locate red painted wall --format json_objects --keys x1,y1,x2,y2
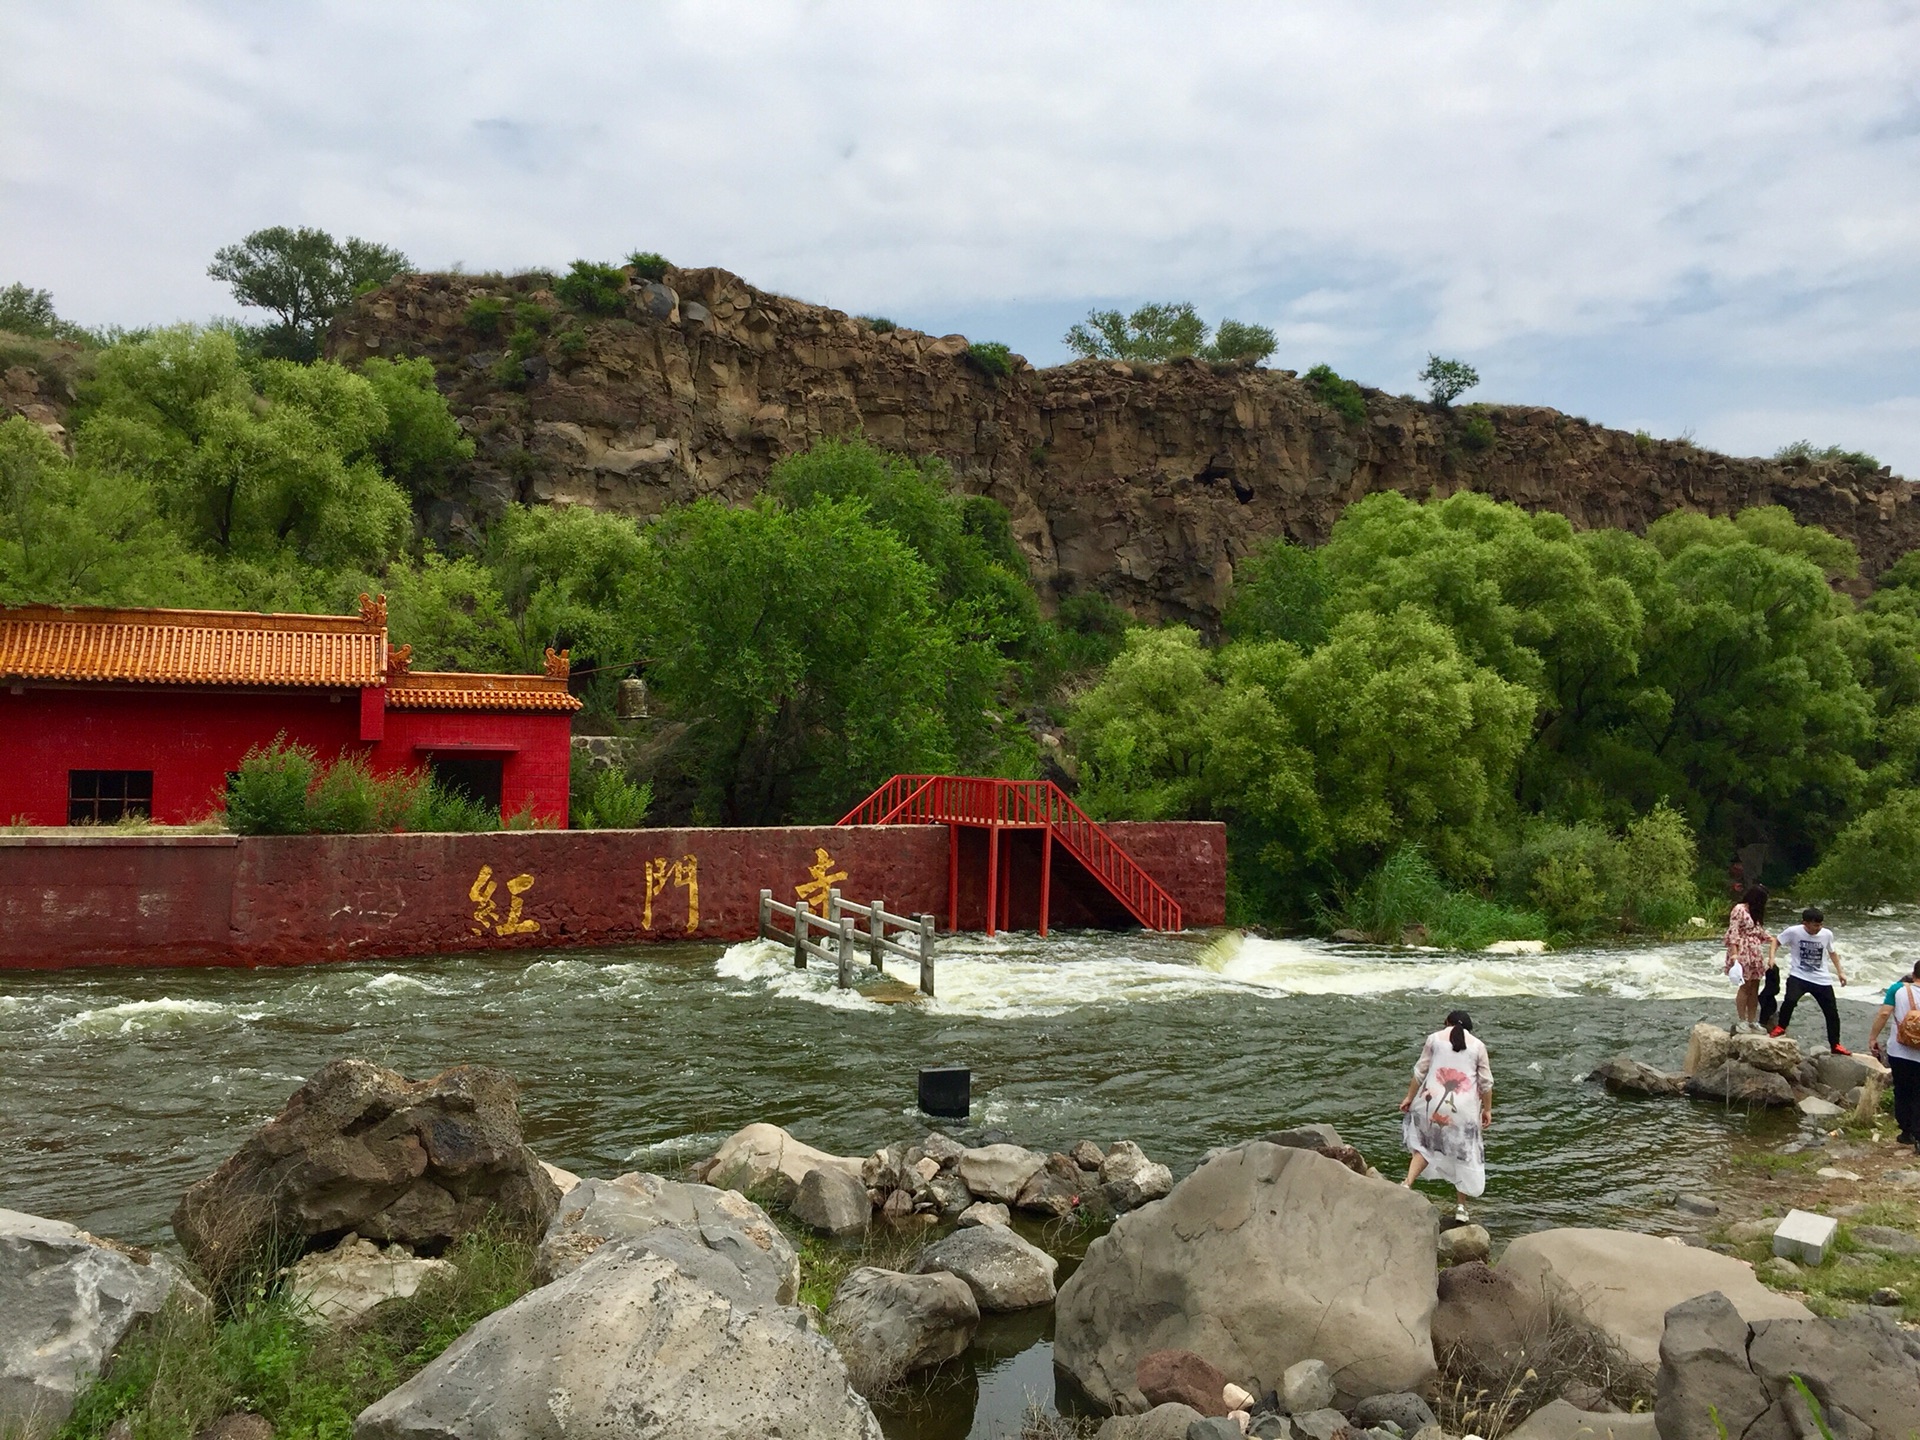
[
  {"x1": 0, "y1": 687, "x2": 571, "y2": 828},
  {"x1": 0, "y1": 821, "x2": 1227, "y2": 969}
]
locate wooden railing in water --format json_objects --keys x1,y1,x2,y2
[
  {"x1": 837, "y1": 775, "x2": 1182, "y2": 936},
  {"x1": 758, "y1": 886, "x2": 937, "y2": 995}
]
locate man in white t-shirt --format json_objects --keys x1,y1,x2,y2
[{"x1": 1769, "y1": 906, "x2": 1850, "y2": 1054}]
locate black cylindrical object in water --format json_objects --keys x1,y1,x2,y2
[{"x1": 918, "y1": 1066, "x2": 970, "y2": 1119}]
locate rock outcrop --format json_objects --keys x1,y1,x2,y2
[
  {"x1": 353, "y1": 1242, "x2": 881, "y2": 1440},
  {"x1": 173, "y1": 1060, "x2": 558, "y2": 1292},
  {"x1": 0, "y1": 1209, "x2": 192, "y2": 1439},
  {"x1": 315, "y1": 265, "x2": 1920, "y2": 630},
  {"x1": 1498, "y1": 1228, "x2": 1811, "y2": 1368},
  {"x1": 1054, "y1": 1142, "x2": 1437, "y2": 1410}
]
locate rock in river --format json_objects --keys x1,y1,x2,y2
[
  {"x1": 0, "y1": 1208, "x2": 193, "y2": 1439},
  {"x1": 354, "y1": 1241, "x2": 881, "y2": 1440},
  {"x1": 956, "y1": 1143, "x2": 1046, "y2": 1204},
  {"x1": 1099, "y1": 1140, "x2": 1173, "y2": 1210},
  {"x1": 536, "y1": 1173, "x2": 798, "y2": 1302},
  {"x1": 1586, "y1": 1056, "x2": 1686, "y2": 1098},
  {"x1": 792, "y1": 1166, "x2": 872, "y2": 1238},
  {"x1": 827, "y1": 1266, "x2": 978, "y2": 1396},
  {"x1": 911, "y1": 1224, "x2": 1058, "y2": 1311},
  {"x1": 173, "y1": 1059, "x2": 558, "y2": 1293},
  {"x1": 1055, "y1": 1142, "x2": 1437, "y2": 1410},
  {"x1": 1683, "y1": 1059, "x2": 1795, "y2": 1108},
  {"x1": 702, "y1": 1122, "x2": 863, "y2": 1197}
]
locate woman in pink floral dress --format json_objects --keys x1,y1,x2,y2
[
  {"x1": 1401, "y1": 1009, "x2": 1493, "y2": 1221},
  {"x1": 1724, "y1": 884, "x2": 1776, "y2": 1031}
]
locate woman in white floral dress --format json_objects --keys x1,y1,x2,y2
[{"x1": 1400, "y1": 1008, "x2": 1493, "y2": 1221}]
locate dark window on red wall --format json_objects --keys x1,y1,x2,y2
[
  {"x1": 69, "y1": 770, "x2": 154, "y2": 825},
  {"x1": 428, "y1": 758, "x2": 503, "y2": 815}
]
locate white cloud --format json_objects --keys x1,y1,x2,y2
[{"x1": 3, "y1": 1, "x2": 1919, "y2": 466}]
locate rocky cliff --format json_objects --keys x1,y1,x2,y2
[{"x1": 234, "y1": 268, "x2": 1920, "y2": 620}]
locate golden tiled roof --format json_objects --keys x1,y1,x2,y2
[
  {"x1": 0, "y1": 604, "x2": 385, "y2": 688},
  {"x1": 385, "y1": 670, "x2": 583, "y2": 713}
]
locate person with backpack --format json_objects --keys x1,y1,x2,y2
[
  {"x1": 1769, "y1": 906, "x2": 1851, "y2": 1054},
  {"x1": 1399, "y1": 1008, "x2": 1493, "y2": 1223},
  {"x1": 1868, "y1": 961, "x2": 1920, "y2": 1153}
]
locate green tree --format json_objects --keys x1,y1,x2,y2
[
  {"x1": 1063, "y1": 303, "x2": 1274, "y2": 364},
  {"x1": 555, "y1": 261, "x2": 628, "y2": 316},
  {"x1": 1205, "y1": 319, "x2": 1278, "y2": 363},
  {"x1": 208, "y1": 227, "x2": 410, "y2": 361},
  {"x1": 358, "y1": 356, "x2": 475, "y2": 499},
  {"x1": 1225, "y1": 537, "x2": 1330, "y2": 649},
  {"x1": 1419, "y1": 354, "x2": 1479, "y2": 406},
  {"x1": 0, "y1": 283, "x2": 88, "y2": 341}
]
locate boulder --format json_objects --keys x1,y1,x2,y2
[
  {"x1": 172, "y1": 1059, "x2": 559, "y2": 1291},
  {"x1": 927, "y1": 1173, "x2": 972, "y2": 1218},
  {"x1": 1100, "y1": 1140, "x2": 1174, "y2": 1210},
  {"x1": 1682, "y1": 1022, "x2": 1730, "y2": 1077},
  {"x1": 1586, "y1": 1056, "x2": 1686, "y2": 1098},
  {"x1": 0, "y1": 1209, "x2": 188, "y2": 1439},
  {"x1": 286, "y1": 1233, "x2": 454, "y2": 1324},
  {"x1": 1350, "y1": 1394, "x2": 1437, "y2": 1434},
  {"x1": 1016, "y1": 1153, "x2": 1087, "y2": 1216},
  {"x1": 1095, "y1": 1404, "x2": 1207, "y2": 1440},
  {"x1": 704, "y1": 1122, "x2": 863, "y2": 1197},
  {"x1": 1290, "y1": 1410, "x2": 1351, "y2": 1440},
  {"x1": 827, "y1": 1266, "x2": 978, "y2": 1396},
  {"x1": 1072, "y1": 1139, "x2": 1109, "y2": 1171},
  {"x1": 538, "y1": 1160, "x2": 581, "y2": 1197},
  {"x1": 535, "y1": 1173, "x2": 798, "y2": 1303},
  {"x1": 1055, "y1": 1143, "x2": 1437, "y2": 1410},
  {"x1": 1683, "y1": 1059, "x2": 1795, "y2": 1108},
  {"x1": 1811, "y1": 1051, "x2": 1870, "y2": 1094},
  {"x1": 1282, "y1": 1359, "x2": 1336, "y2": 1412},
  {"x1": 1505, "y1": 1400, "x2": 1658, "y2": 1440},
  {"x1": 1498, "y1": 1228, "x2": 1811, "y2": 1368},
  {"x1": 354, "y1": 1242, "x2": 881, "y2": 1439},
  {"x1": 1656, "y1": 1290, "x2": 1920, "y2": 1440},
  {"x1": 1136, "y1": 1348, "x2": 1230, "y2": 1416},
  {"x1": 1728, "y1": 1031, "x2": 1801, "y2": 1077},
  {"x1": 792, "y1": 1166, "x2": 871, "y2": 1238},
  {"x1": 1261, "y1": 1124, "x2": 1345, "y2": 1151},
  {"x1": 956, "y1": 1144, "x2": 1046, "y2": 1204},
  {"x1": 1851, "y1": 1223, "x2": 1920, "y2": 1257},
  {"x1": 920, "y1": 1132, "x2": 967, "y2": 1168},
  {"x1": 1797, "y1": 1095, "x2": 1845, "y2": 1118},
  {"x1": 1433, "y1": 1261, "x2": 1546, "y2": 1370},
  {"x1": 910, "y1": 1224, "x2": 1057, "y2": 1312},
  {"x1": 1436, "y1": 1223, "x2": 1491, "y2": 1267},
  {"x1": 957, "y1": 1201, "x2": 1010, "y2": 1228}
]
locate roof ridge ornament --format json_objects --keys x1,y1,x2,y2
[
  {"x1": 386, "y1": 643, "x2": 413, "y2": 677},
  {"x1": 358, "y1": 593, "x2": 388, "y2": 629},
  {"x1": 544, "y1": 647, "x2": 571, "y2": 679}
]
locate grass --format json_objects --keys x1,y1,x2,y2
[
  {"x1": 58, "y1": 1228, "x2": 537, "y2": 1440},
  {"x1": 1731, "y1": 1151, "x2": 1818, "y2": 1175},
  {"x1": 1732, "y1": 1194, "x2": 1920, "y2": 1322},
  {"x1": 1433, "y1": 1297, "x2": 1653, "y2": 1438},
  {"x1": 770, "y1": 1209, "x2": 930, "y2": 1315},
  {"x1": 965, "y1": 341, "x2": 1013, "y2": 379}
]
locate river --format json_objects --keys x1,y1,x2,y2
[{"x1": 2, "y1": 915, "x2": 1913, "y2": 1436}]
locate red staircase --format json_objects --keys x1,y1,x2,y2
[{"x1": 838, "y1": 775, "x2": 1182, "y2": 936}]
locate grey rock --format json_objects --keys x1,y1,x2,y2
[
  {"x1": 679, "y1": 300, "x2": 711, "y2": 326},
  {"x1": 957, "y1": 1201, "x2": 1009, "y2": 1228},
  {"x1": 1724, "y1": 1217, "x2": 1775, "y2": 1243},
  {"x1": 1072, "y1": 1139, "x2": 1108, "y2": 1170},
  {"x1": 920, "y1": 1132, "x2": 967, "y2": 1168},
  {"x1": 1017, "y1": 1152, "x2": 1088, "y2": 1217},
  {"x1": 1673, "y1": 1194, "x2": 1719, "y2": 1216},
  {"x1": 0, "y1": 1210, "x2": 186, "y2": 1439},
  {"x1": 1282, "y1": 1359, "x2": 1337, "y2": 1413},
  {"x1": 1869, "y1": 1285, "x2": 1902, "y2": 1307},
  {"x1": 793, "y1": 1166, "x2": 872, "y2": 1238},
  {"x1": 1436, "y1": 1224, "x2": 1491, "y2": 1267},
  {"x1": 1851, "y1": 1223, "x2": 1920, "y2": 1256},
  {"x1": 1187, "y1": 1420, "x2": 1243, "y2": 1440},
  {"x1": 637, "y1": 281, "x2": 678, "y2": 319},
  {"x1": 1728, "y1": 1030, "x2": 1802, "y2": 1076},
  {"x1": 1101, "y1": 1140, "x2": 1174, "y2": 1210},
  {"x1": 286, "y1": 1233, "x2": 453, "y2": 1324},
  {"x1": 1434, "y1": 1260, "x2": 1546, "y2": 1371},
  {"x1": 1250, "y1": 1417, "x2": 1294, "y2": 1440},
  {"x1": 1506, "y1": 1400, "x2": 1657, "y2": 1440},
  {"x1": 1586, "y1": 1056, "x2": 1687, "y2": 1098},
  {"x1": 535, "y1": 1173, "x2": 798, "y2": 1304},
  {"x1": 1291, "y1": 1410, "x2": 1352, "y2": 1440},
  {"x1": 926, "y1": 1172, "x2": 972, "y2": 1218},
  {"x1": 1684, "y1": 1059, "x2": 1796, "y2": 1108},
  {"x1": 910, "y1": 1224, "x2": 1057, "y2": 1311},
  {"x1": 1261, "y1": 1123, "x2": 1345, "y2": 1151},
  {"x1": 1058, "y1": 1144, "x2": 1435, "y2": 1410},
  {"x1": 1096, "y1": 1405, "x2": 1206, "y2": 1440},
  {"x1": 1330, "y1": 928, "x2": 1369, "y2": 943},
  {"x1": 704, "y1": 1122, "x2": 863, "y2": 1196},
  {"x1": 827, "y1": 1266, "x2": 977, "y2": 1396},
  {"x1": 956, "y1": 1143, "x2": 1046, "y2": 1204},
  {"x1": 519, "y1": 355, "x2": 548, "y2": 384},
  {"x1": 173, "y1": 1059, "x2": 559, "y2": 1292},
  {"x1": 1351, "y1": 1394, "x2": 1437, "y2": 1434},
  {"x1": 354, "y1": 1242, "x2": 880, "y2": 1439},
  {"x1": 1797, "y1": 1095, "x2": 1846, "y2": 1118},
  {"x1": 1812, "y1": 1052, "x2": 1870, "y2": 1093}
]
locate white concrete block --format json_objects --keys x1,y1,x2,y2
[{"x1": 1773, "y1": 1208, "x2": 1838, "y2": 1267}]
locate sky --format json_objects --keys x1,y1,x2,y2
[{"x1": 6, "y1": 1, "x2": 1920, "y2": 471}]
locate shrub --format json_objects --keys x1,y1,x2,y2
[
  {"x1": 1205, "y1": 318, "x2": 1277, "y2": 363},
  {"x1": 513, "y1": 300, "x2": 554, "y2": 332},
  {"x1": 306, "y1": 755, "x2": 423, "y2": 834},
  {"x1": 1419, "y1": 354, "x2": 1480, "y2": 406},
  {"x1": 462, "y1": 296, "x2": 506, "y2": 334},
  {"x1": 858, "y1": 315, "x2": 897, "y2": 333},
  {"x1": 572, "y1": 762, "x2": 654, "y2": 828},
  {"x1": 1461, "y1": 414, "x2": 1496, "y2": 452},
  {"x1": 1495, "y1": 804, "x2": 1699, "y2": 933},
  {"x1": 965, "y1": 341, "x2": 1013, "y2": 378},
  {"x1": 555, "y1": 327, "x2": 588, "y2": 359},
  {"x1": 624, "y1": 251, "x2": 671, "y2": 282},
  {"x1": 1305, "y1": 363, "x2": 1367, "y2": 423},
  {"x1": 222, "y1": 738, "x2": 318, "y2": 834},
  {"x1": 406, "y1": 780, "x2": 501, "y2": 833},
  {"x1": 1633, "y1": 428, "x2": 1654, "y2": 452},
  {"x1": 1335, "y1": 847, "x2": 1548, "y2": 949},
  {"x1": 1617, "y1": 801, "x2": 1700, "y2": 929},
  {"x1": 1774, "y1": 439, "x2": 1880, "y2": 474},
  {"x1": 1799, "y1": 788, "x2": 1920, "y2": 903},
  {"x1": 556, "y1": 260, "x2": 628, "y2": 315}
]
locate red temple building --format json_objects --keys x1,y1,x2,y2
[{"x1": 0, "y1": 597, "x2": 579, "y2": 828}]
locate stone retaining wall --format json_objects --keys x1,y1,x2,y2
[{"x1": 0, "y1": 822, "x2": 1225, "y2": 968}]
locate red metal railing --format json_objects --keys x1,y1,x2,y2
[{"x1": 838, "y1": 775, "x2": 1182, "y2": 932}]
